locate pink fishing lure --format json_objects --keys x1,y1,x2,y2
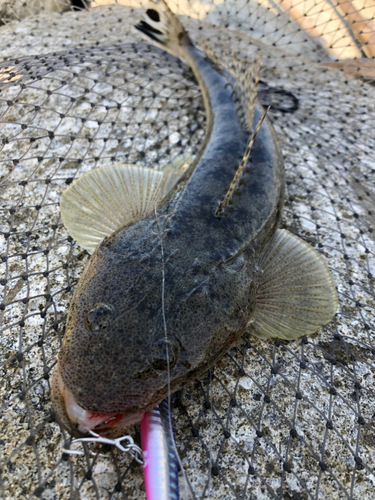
[{"x1": 141, "y1": 399, "x2": 179, "y2": 500}]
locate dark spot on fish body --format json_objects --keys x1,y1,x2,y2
[
  {"x1": 137, "y1": 20, "x2": 163, "y2": 37},
  {"x1": 133, "y1": 366, "x2": 159, "y2": 380},
  {"x1": 146, "y1": 9, "x2": 160, "y2": 23}
]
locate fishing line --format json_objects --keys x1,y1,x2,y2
[
  {"x1": 154, "y1": 206, "x2": 196, "y2": 500},
  {"x1": 208, "y1": 367, "x2": 213, "y2": 498}
]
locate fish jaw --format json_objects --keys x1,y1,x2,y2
[{"x1": 51, "y1": 364, "x2": 144, "y2": 438}]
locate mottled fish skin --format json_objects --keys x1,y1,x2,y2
[{"x1": 55, "y1": 6, "x2": 284, "y2": 431}]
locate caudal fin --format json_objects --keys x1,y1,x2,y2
[{"x1": 135, "y1": 1, "x2": 191, "y2": 58}]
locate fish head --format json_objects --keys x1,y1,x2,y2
[{"x1": 51, "y1": 228, "x2": 205, "y2": 438}]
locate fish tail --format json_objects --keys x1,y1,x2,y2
[
  {"x1": 135, "y1": 1, "x2": 192, "y2": 59},
  {"x1": 135, "y1": 1, "x2": 215, "y2": 149}
]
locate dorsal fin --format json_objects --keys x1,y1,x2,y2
[
  {"x1": 215, "y1": 107, "x2": 269, "y2": 217},
  {"x1": 232, "y1": 54, "x2": 261, "y2": 132},
  {"x1": 199, "y1": 40, "x2": 227, "y2": 73}
]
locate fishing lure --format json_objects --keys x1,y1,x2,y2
[
  {"x1": 141, "y1": 399, "x2": 180, "y2": 500},
  {"x1": 62, "y1": 399, "x2": 180, "y2": 500}
]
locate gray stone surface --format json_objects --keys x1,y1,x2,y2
[{"x1": 0, "y1": 0, "x2": 72, "y2": 21}]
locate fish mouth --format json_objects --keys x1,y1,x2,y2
[{"x1": 51, "y1": 364, "x2": 144, "y2": 438}]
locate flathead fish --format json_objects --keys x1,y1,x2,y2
[{"x1": 51, "y1": 0, "x2": 337, "y2": 437}]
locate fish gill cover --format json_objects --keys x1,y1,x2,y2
[{"x1": 0, "y1": 0, "x2": 374, "y2": 498}]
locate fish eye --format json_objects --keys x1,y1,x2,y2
[
  {"x1": 149, "y1": 338, "x2": 179, "y2": 372},
  {"x1": 146, "y1": 9, "x2": 160, "y2": 22},
  {"x1": 85, "y1": 303, "x2": 116, "y2": 332}
]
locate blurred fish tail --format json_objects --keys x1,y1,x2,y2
[{"x1": 135, "y1": 1, "x2": 191, "y2": 59}]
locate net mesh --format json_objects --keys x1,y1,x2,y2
[{"x1": 0, "y1": 1, "x2": 374, "y2": 499}]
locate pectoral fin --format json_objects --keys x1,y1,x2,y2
[
  {"x1": 60, "y1": 155, "x2": 192, "y2": 252},
  {"x1": 250, "y1": 229, "x2": 338, "y2": 340},
  {"x1": 60, "y1": 165, "x2": 164, "y2": 252}
]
